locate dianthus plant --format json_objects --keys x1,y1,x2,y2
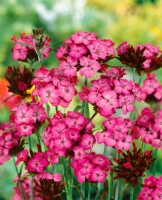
[{"x1": 1, "y1": 28, "x2": 162, "y2": 200}]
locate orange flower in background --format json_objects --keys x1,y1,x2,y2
[{"x1": 0, "y1": 77, "x2": 22, "y2": 109}]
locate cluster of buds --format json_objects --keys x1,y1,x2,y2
[{"x1": 113, "y1": 143, "x2": 155, "y2": 187}]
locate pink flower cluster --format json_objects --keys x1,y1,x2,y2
[
  {"x1": 141, "y1": 73, "x2": 162, "y2": 102},
  {"x1": 13, "y1": 176, "x2": 41, "y2": 200},
  {"x1": 0, "y1": 123, "x2": 19, "y2": 164},
  {"x1": 138, "y1": 175, "x2": 162, "y2": 200},
  {"x1": 26, "y1": 152, "x2": 49, "y2": 174},
  {"x1": 79, "y1": 67, "x2": 144, "y2": 117},
  {"x1": 11, "y1": 33, "x2": 51, "y2": 61},
  {"x1": 35, "y1": 172, "x2": 62, "y2": 182},
  {"x1": 135, "y1": 44, "x2": 160, "y2": 69},
  {"x1": 10, "y1": 101, "x2": 47, "y2": 137},
  {"x1": 71, "y1": 150, "x2": 111, "y2": 183},
  {"x1": 13, "y1": 172, "x2": 62, "y2": 200},
  {"x1": 133, "y1": 107, "x2": 162, "y2": 149},
  {"x1": 56, "y1": 31, "x2": 115, "y2": 78},
  {"x1": 117, "y1": 42, "x2": 160, "y2": 70},
  {"x1": 32, "y1": 67, "x2": 77, "y2": 107},
  {"x1": 42, "y1": 111, "x2": 95, "y2": 163},
  {"x1": 96, "y1": 117, "x2": 133, "y2": 151}
]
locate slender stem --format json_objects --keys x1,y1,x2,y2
[
  {"x1": 115, "y1": 180, "x2": 119, "y2": 200},
  {"x1": 29, "y1": 136, "x2": 32, "y2": 150},
  {"x1": 103, "y1": 145, "x2": 107, "y2": 156},
  {"x1": 95, "y1": 183, "x2": 102, "y2": 200},
  {"x1": 85, "y1": 110, "x2": 98, "y2": 128},
  {"x1": 13, "y1": 158, "x2": 26, "y2": 200},
  {"x1": 88, "y1": 183, "x2": 91, "y2": 200},
  {"x1": 28, "y1": 135, "x2": 34, "y2": 199},
  {"x1": 0, "y1": 94, "x2": 15, "y2": 106},
  {"x1": 121, "y1": 183, "x2": 129, "y2": 200},
  {"x1": 30, "y1": 177, "x2": 34, "y2": 200},
  {"x1": 130, "y1": 187, "x2": 134, "y2": 200},
  {"x1": 46, "y1": 103, "x2": 50, "y2": 117},
  {"x1": 115, "y1": 153, "x2": 120, "y2": 200},
  {"x1": 70, "y1": 185, "x2": 85, "y2": 200},
  {"x1": 81, "y1": 183, "x2": 85, "y2": 200},
  {"x1": 55, "y1": 106, "x2": 58, "y2": 113},
  {"x1": 61, "y1": 158, "x2": 71, "y2": 200},
  {"x1": 108, "y1": 172, "x2": 112, "y2": 200},
  {"x1": 81, "y1": 78, "x2": 88, "y2": 115},
  {"x1": 153, "y1": 148, "x2": 158, "y2": 175},
  {"x1": 37, "y1": 134, "x2": 42, "y2": 151}
]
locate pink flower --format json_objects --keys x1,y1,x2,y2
[
  {"x1": 26, "y1": 152, "x2": 49, "y2": 173},
  {"x1": 101, "y1": 39, "x2": 115, "y2": 57},
  {"x1": 39, "y1": 84, "x2": 59, "y2": 105},
  {"x1": 154, "y1": 114, "x2": 162, "y2": 134},
  {"x1": 97, "y1": 90, "x2": 118, "y2": 112},
  {"x1": 73, "y1": 146, "x2": 85, "y2": 160},
  {"x1": 143, "y1": 59, "x2": 152, "y2": 69},
  {"x1": 53, "y1": 173, "x2": 62, "y2": 182},
  {"x1": 12, "y1": 33, "x2": 51, "y2": 61},
  {"x1": 80, "y1": 134, "x2": 95, "y2": 150},
  {"x1": 45, "y1": 150, "x2": 59, "y2": 164},
  {"x1": 95, "y1": 131, "x2": 110, "y2": 144},
  {"x1": 69, "y1": 44, "x2": 87, "y2": 59},
  {"x1": 71, "y1": 31, "x2": 97, "y2": 45},
  {"x1": 119, "y1": 94, "x2": 134, "y2": 114},
  {"x1": 56, "y1": 46, "x2": 68, "y2": 59},
  {"x1": 79, "y1": 56, "x2": 101, "y2": 78},
  {"x1": 116, "y1": 41, "x2": 130, "y2": 55},
  {"x1": 58, "y1": 84, "x2": 77, "y2": 102},
  {"x1": 142, "y1": 73, "x2": 160, "y2": 95},
  {"x1": 15, "y1": 103, "x2": 34, "y2": 124},
  {"x1": 59, "y1": 56, "x2": 77, "y2": 77},
  {"x1": 114, "y1": 79, "x2": 132, "y2": 94},
  {"x1": 18, "y1": 81, "x2": 28, "y2": 91},
  {"x1": 91, "y1": 167, "x2": 107, "y2": 183},
  {"x1": 16, "y1": 149, "x2": 28, "y2": 165},
  {"x1": 32, "y1": 66, "x2": 51, "y2": 84},
  {"x1": 17, "y1": 124, "x2": 34, "y2": 137},
  {"x1": 123, "y1": 162, "x2": 131, "y2": 169},
  {"x1": 152, "y1": 188, "x2": 162, "y2": 200},
  {"x1": 30, "y1": 102, "x2": 47, "y2": 123},
  {"x1": 12, "y1": 42, "x2": 28, "y2": 61},
  {"x1": 88, "y1": 40, "x2": 108, "y2": 60},
  {"x1": 79, "y1": 86, "x2": 89, "y2": 101}
]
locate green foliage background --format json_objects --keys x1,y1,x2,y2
[{"x1": 0, "y1": 0, "x2": 162, "y2": 199}]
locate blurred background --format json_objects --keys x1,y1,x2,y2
[{"x1": 0, "y1": 0, "x2": 162, "y2": 199}]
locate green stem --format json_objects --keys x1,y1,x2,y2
[
  {"x1": 121, "y1": 183, "x2": 129, "y2": 200},
  {"x1": 70, "y1": 185, "x2": 85, "y2": 200},
  {"x1": 13, "y1": 158, "x2": 26, "y2": 200},
  {"x1": 37, "y1": 134, "x2": 42, "y2": 151},
  {"x1": 153, "y1": 148, "x2": 158, "y2": 175},
  {"x1": 30, "y1": 177, "x2": 34, "y2": 200},
  {"x1": 95, "y1": 183, "x2": 103, "y2": 200},
  {"x1": 115, "y1": 180, "x2": 119, "y2": 200},
  {"x1": 81, "y1": 78, "x2": 88, "y2": 115},
  {"x1": 29, "y1": 136, "x2": 32, "y2": 151},
  {"x1": 81, "y1": 183, "x2": 85, "y2": 200},
  {"x1": 55, "y1": 106, "x2": 58, "y2": 113},
  {"x1": 130, "y1": 187, "x2": 134, "y2": 200},
  {"x1": 103, "y1": 145, "x2": 107, "y2": 156},
  {"x1": 85, "y1": 110, "x2": 98, "y2": 128},
  {"x1": 88, "y1": 183, "x2": 91, "y2": 200},
  {"x1": 108, "y1": 172, "x2": 112, "y2": 200},
  {"x1": 46, "y1": 103, "x2": 50, "y2": 117},
  {"x1": 61, "y1": 158, "x2": 71, "y2": 200}
]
